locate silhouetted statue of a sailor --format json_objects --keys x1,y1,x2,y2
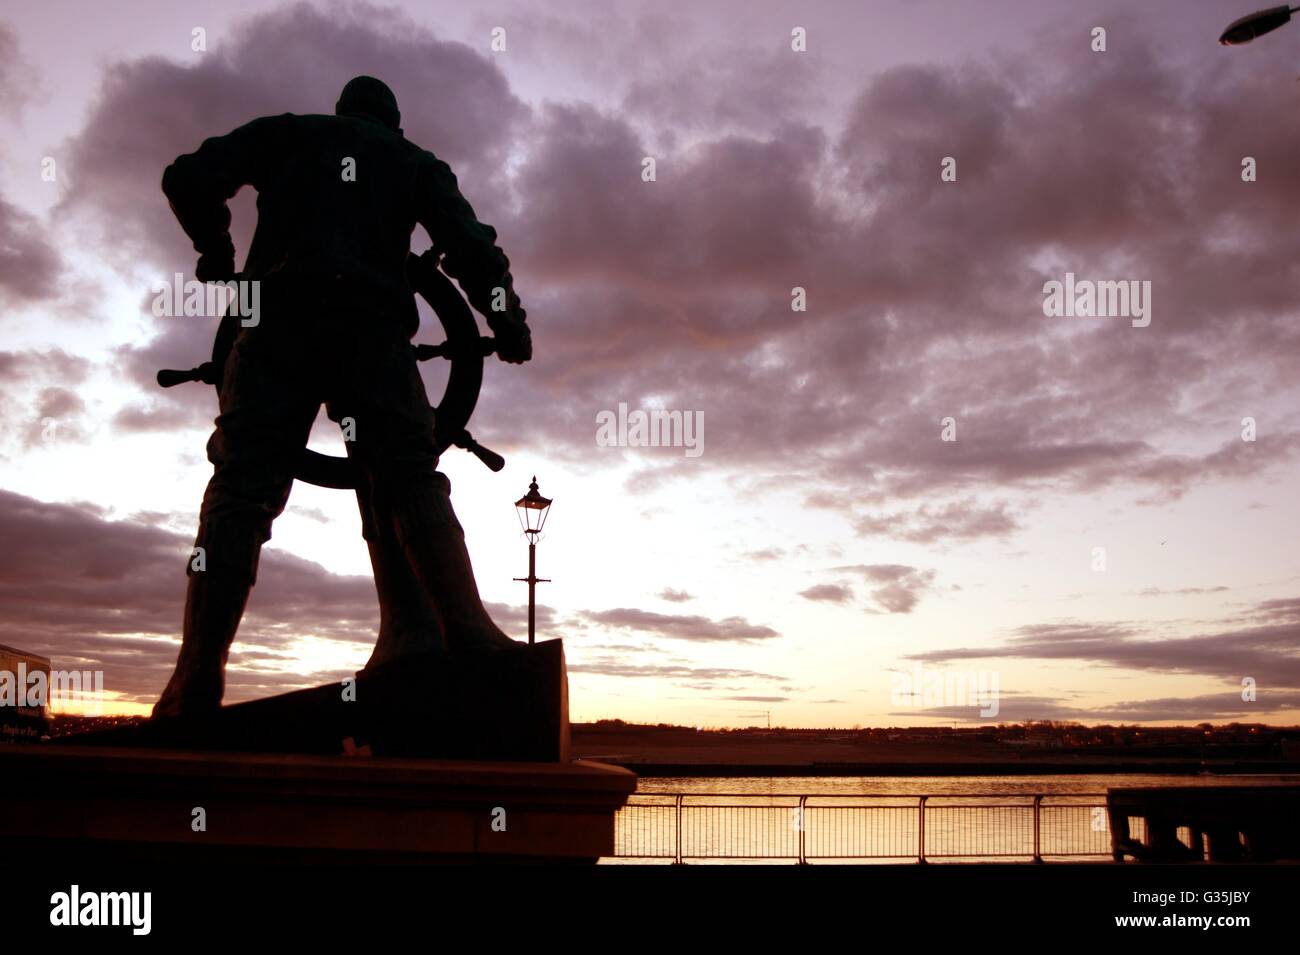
[{"x1": 154, "y1": 76, "x2": 531, "y2": 717}]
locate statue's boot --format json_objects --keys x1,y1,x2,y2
[
  {"x1": 152, "y1": 571, "x2": 252, "y2": 719},
  {"x1": 400, "y1": 523, "x2": 518, "y2": 652},
  {"x1": 362, "y1": 523, "x2": 446, "y2": 669}
]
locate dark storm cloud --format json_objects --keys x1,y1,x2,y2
[
  {"x1": 852, "y1": 500, "x2": 1021, "y2": 544},
  {"x1": 0, "y1": 26, "x2": 66, "y2": 303},
  {"x1": 567, "y1": 658, "x2": 784, "y2": 685},
  {"x1": 0, "y1": 196, "x2": 63, "y2": 303},
  {"x1": 0, "y1": 23, "x2": 37, "y2": 117},
  {"x1": 44, "y1": 4, "x2": 1300, "y2": 549},
  {"x1": 500, "y1": 7, "x2": 825, "y2": 139},
  {"x1": 0, "y1": 350, "x2": 94, "y2": 450},
  {"x1": 0, "y1": 487, "x2": 385, "y2": 702},
  {"x1": 110, "y1": 397, "x2": 212, "y2": 435},
  {"x1": 799, "y1": 582, "x2": 853, "y2": 604},
  {"x1": 0, "y1": 487, "x2": 773, "y2": 702},
  {"x1": 579, "y1": 607, "x2": 780, "y2": 642},
  {"x1": 1080, "y1": 692, "x2": 1300, "y2": 723},
  {"x1": 834, "y1": 563, "x2": 937, "y2": 614},
  {"x1": 477, "y1": 24, "x2": 1300, "y2": 540},
  {"x1": 61, "y1": 1, "x2": 524, "y2": 262},
  {"x1": 1135, "y1": 585, "x2": 1230, "y2": 597},
  {"x1": 26, "y1": 387, "x2": 88, "y2": 446},
  {"x1": 907, "y1": 599, "x2": 1300, "y2": 688},
  {"x1": 621, "y1": 45, "x2": 825, "y2": 136},
  {"x1": 902, "y1": 690, "x2": 1300, "y2": 724},
  {"x1": 55, "y1": 0, "x2": 528, "y2": 426},
  {"x1": 485, "y1": 600, "x2": 557, "y2": 634}
]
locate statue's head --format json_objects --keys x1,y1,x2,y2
[{"x1": 335, "y1": 76, "x2": 401, "y2": 132}]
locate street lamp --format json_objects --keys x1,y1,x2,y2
[
  {"x1": 1219, "y1": 5, "x2": 1298, "y2": 44},
  {"x1": 513, "y1": 476, "x2": 552, "y2": 645}
]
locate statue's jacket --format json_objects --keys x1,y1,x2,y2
[{"x1": 162, "y1": 111, "x2": 521, "y2": 338}]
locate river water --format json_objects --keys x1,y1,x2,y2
[
  {"x1": 605, "y1": 773, "x2": 1300, "y2": 863},
  {"x1": 634, "y1": 772, "x2": 1300, "y2": 795}
]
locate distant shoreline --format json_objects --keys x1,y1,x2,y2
[{"x1": 597, "y1": 760, "x2": 1300, "y2": 777}]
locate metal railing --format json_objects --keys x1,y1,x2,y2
[{"x1": 613, "y1": 792, "x2": 1138, "y2": 863}]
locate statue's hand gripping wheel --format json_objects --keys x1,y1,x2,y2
[{"x1": 155, "y1": 249, "x2": 505, "y2": 485}]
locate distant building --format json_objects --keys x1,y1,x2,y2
[{"x1": 0, "y1": 643, "x2": 51, "y2": 742}]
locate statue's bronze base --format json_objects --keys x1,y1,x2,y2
[{"x1": 66, "y1": 639, "x2": 569, "y2": 762}]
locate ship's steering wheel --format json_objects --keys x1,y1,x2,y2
[{"x1": 155, "y1": 249, "x2": 504, "y2": 488}]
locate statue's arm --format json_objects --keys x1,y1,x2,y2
[
  {"x1": 161, "y1": 114, "x2": 295, "y2": 281},
  {"x1": 416, "y1": 154, "x2": 530, "y2": 362}
]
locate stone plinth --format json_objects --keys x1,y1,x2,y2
[{"x1": 0, "y1": 745, "x2": 635, "y2": 863}]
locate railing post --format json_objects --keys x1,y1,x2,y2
[
  {"x1": 674, "y1": 794, "x2": 683, "y2": 865},
  {"x1": 918, "y1": 796, "x2": 928, "y2": 864},
  {"x1": 798, "y1": 795, "x2": 808, "y2": 865},
  {"x1": 1033, "y1": 794, "x2": 1043, "y2": 863}
]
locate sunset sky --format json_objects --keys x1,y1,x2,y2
[{"x1": 2, "y1": 0, "x2": 1299, "y2": 726}]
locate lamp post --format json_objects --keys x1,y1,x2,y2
[
  {"x1": 513, "y1": 476, "x2": 552, "y2": 645},
  {"x1": 1219, "y1": 5, "x2": 1299, "y2": 44}
]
